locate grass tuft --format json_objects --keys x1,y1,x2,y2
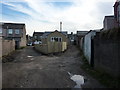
[{"x1": 77, "y1": 46, "x2": 120, "y2": 88}]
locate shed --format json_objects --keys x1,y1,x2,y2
[{"x1": 35, "y1": 30, "x2": 68, "y2": 54}]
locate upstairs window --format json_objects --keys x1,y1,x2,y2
[
  {"x1": 0, "y1": 28, "x2": 2, "y2": 34},
  {"x1": 8, "y1": 29, "x2": 13, "y2": 34},
  {"x1": 15, "y1": 29, "x2": 20, "y2": 34},
  {"x1": 34, "y1": 36, "x2": 37, "y2": 39}
]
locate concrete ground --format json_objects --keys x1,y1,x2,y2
[{"x1": 2, "y1": 45, "x2": 104, "y2": 88}]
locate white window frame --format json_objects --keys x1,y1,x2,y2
[
  {"x1": 51, "y1": 37, "x2": 55, "y2": 42},
  {"x1": 15, "y1": 29, "x2": 20, "y2": 34},
  {"x1": 59, "y1": 37, "x2": 62, "y2": 42},
  {"x1": 51, "y1": 37, "x2": 62, "y2": 42},
  {"x1": 8, "y1": 29, "x2": 13, "y2": 34}
]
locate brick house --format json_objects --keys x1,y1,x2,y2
[
  {"x1": 114, "y1": 0, "x2": 120, "y2": 27},
  {"x1": 0, "y1": 23, "x2": 26, "y2": 49},
  {"x1": 103, "y1": 15, "x2": 116, "y2": 30},
  {"x1": 33, "y1": 32, "x2": 44, "y2": 42},
  {"x1": 103, "y1": 0, "x2": 120, "y2": 30}
]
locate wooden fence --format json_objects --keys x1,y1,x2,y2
[{"x1": 34, "y1": 42, "x2": 67, "y2": 54}]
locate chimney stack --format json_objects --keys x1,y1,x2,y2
[{"x1": 60, "y1": 22, "x2": 62, "y2": 32}]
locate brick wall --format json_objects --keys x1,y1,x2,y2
[
  {"x1": 0, "y1": 38, "x2": 15, "y2": 57},
  {"x1": 20, "y1": 27, "x2": 26, "y2": 47},
  {"x1": 20, "y1": 37, "x2": 26, "y2": 47}
]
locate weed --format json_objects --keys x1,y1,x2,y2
[{"x1": 77, "y1": 46, "x2": 120, "y2": 88}]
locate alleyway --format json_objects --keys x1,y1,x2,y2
[{"x1": 2, "y1": 45, "x2": 104, "y2": 88}]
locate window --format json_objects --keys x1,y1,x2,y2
[
  {"x1": 54, "y1": 37, "x2": 59, "y2": 42},
  {"x1": 40, "y1": 36, "x2": 42, "y2": 38},
  {"x1": 51, "y1": 37, "x2": 62, "y2": 42},
  {"x1": 51, "y1": 37, "x2": 54, "y2": 42},
  {"x1": 34, "y1": 36, "x2": 37, "y2": 39},
  {"x1": 15, "y1": 29, "x2": 20, "y2": 34},
  {"x1": 0, "y1": 28, "x2": 2, "y2": 34},
  {"x1": 8, "y1": 29, "x2": 13, "y2": 34},
  {"x1": 59, "y1": 37, "x2": 62, "y2": 42}
]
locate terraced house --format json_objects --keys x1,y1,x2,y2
[
  {"x1": 1, "y1": 23, "x2": 26, "y2": 49},
  {"x1": 114, "y1": 0, "x2": 120, "y2": 27},
  {"x1": 33, "y1": 31, "x2": 44, "y2": 43}
]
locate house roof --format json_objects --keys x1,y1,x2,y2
[
  {"x1": 61, "y1": 31, "x2": 68, "y2": 36},
  {"x1": 42, "y1": 32, "x2": 51, "y2": 38},
  {"x1": 86, "y1": 29, "x2": 101, "y2": 35},
  {"x1": 104, "y1": 15, "x2": 114, "y2": 21},
  {"x1": 2, "y1": 23, "x2": 25, "y2": 29},
  {"x1": 104, "y1": 15, "x2": 114, "y2": 20},
  {"x1": 77, "y1": 31, "x2": 88, "y2": 36},
  {"x1": 42, "y1": 30, "x2": 68, "y2": 38},
  {"x1": 104, "y1": 15, "x2": 114, "y2": 18},
  {"x1": 33, "y1": 32, "x2": 44, "y2": 36}
]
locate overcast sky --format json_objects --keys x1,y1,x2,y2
[{"x1": 1, "y1": 0, "x2": 115, "y2": 35}]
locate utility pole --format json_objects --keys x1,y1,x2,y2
[{"x1": 60, "y1": 22, "x2": 62, "y2": 32}]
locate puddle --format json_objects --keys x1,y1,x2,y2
[
  {"x1": 27, "y1": 56, "x2": 33, "y2": 58},
  {"x1": 68, "y1": 72, "x2": 85, "y2": 88},
  {"x1": 30, "y1": 58, "x2": 34, "y2": 60}
]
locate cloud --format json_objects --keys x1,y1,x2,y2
[{"x1": 1, "y1": 0, "x2": 115, "y2": 35}]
